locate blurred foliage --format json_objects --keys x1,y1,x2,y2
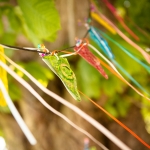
[
  {"x1": 115, "y1": 0, "x2": 150, "y2": 32},
  {"x1": 0, "y1": 0, "x2": 61, "y2": 45},
  {"x1": 90, "y1": 146, "x2": 97, "y2": 150},
  {"x1": 8, "y1": 73, "x2": 22, "y2": 100},
  {"x1": 18, "y1": 61, "x2": 54, "y2": 87},
  {"x1": 77, "y1": 58, "x2": 102, "y2": 99},
  {"x1": 0, "y1": 130, "x2": 4, "y2": 137},
  {"x1": 141, "y1": 98, "x2": 150, "y2": 134}
]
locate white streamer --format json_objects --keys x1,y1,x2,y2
[{"x1": 0, "y1": 80, "x2": 37, "y2": 145}]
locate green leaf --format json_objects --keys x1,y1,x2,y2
[
  {"x1": 104, "y1": 102, "x2": 119, "y2": 118},
  {"x1": 14, "y1": 6, "x2": 42, "y2": 45},
  {"x1": 17, "y1": 0, "x2": 61, "y2": 41},
  {"x1": 116, "y1": 98, "x2": 130, "y2": 117},
  {"x1": 7, "y1": 74, "x2": 22, "y2": 101},
  {"x1": 141, "y1": 98, "x2": 150, "y2": 133},
  {"x1": 22, "y1": 21, "x2": 42, "y2": 45},
  {"x1": 0, "y1": 106, "x2": 10, "y2": 113},
  {"x1": 45, "y1": 31, "x2": 57, "y2": 42}
]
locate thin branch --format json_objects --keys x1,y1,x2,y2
[{"x1": 0, "y1": 44, "x2": 50, "y2": 54}]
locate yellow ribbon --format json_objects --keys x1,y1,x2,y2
[
  {"x1": 91, "y1": 12, "x2": 117, "y2": 35},
  {"x1": 0, "y1": 46, "x2": 8, "y2": 106}
]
